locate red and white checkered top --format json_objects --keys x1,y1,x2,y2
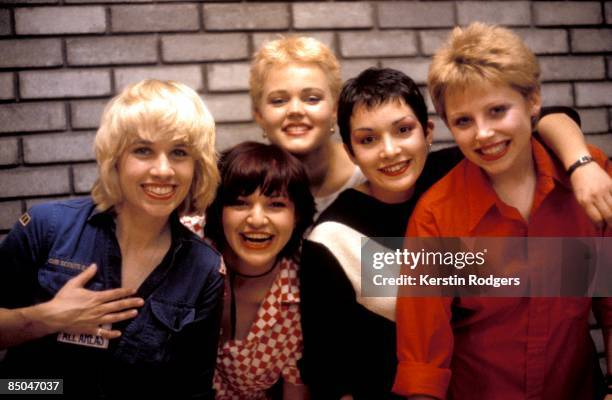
[
  {"x1": 214, "y1": 258, "x2": 303, "y2": 400},
  {"x1": 181, "y1": 214, "x2": 205, "y2": 238}
]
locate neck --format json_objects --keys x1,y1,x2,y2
[
  {"x1": 115, "y1": 210, "x2": 171, "y2": 250},
  {"x1": 489, "y1": 150, "x2": 536, "y2": 220},
  {"x1": 295, "y1": 142, "x2": 331, "y2": 196},
  {"x1": 363, "y1": 181, "x2": 415, "y2": 204},
  {"x1": 489, "y1": 147, "x2": 535, "y2": 191}
]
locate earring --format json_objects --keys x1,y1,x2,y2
[
  {"x1": 262, "y1": 130, "x2": 268, "y2": 139},
  {"x1": 330, "y1": 126, "x2": 336, "y2": 134}
]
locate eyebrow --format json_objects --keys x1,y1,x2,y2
[
  {"x1": 131, "y1": 139, "x2": 188, "y2": 147},
  {"x1": 267, "y1": 87, "x2": 324, "y2": 95},
  {"x1": 353, "y1": 114, "x2": 415, "y2": 132}
]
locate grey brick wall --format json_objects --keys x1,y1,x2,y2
[{"x1": 0, "y1": 0, "x2": 610, "y2": 238}]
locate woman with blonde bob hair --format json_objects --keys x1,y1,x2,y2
[
  {"x1": 93, "y1": 79, "x2": 219, "y2": 215},
  {"x1": 0, "y1": 79, "x2": 224, "y2": 398}
]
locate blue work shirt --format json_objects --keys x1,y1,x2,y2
[{"x1": 0, "y1": 198, "x2": 224, "y2": 399}]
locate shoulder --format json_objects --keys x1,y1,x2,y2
[
  {"x1": 174, "y1": 222, "x2": 224, "y2": 278},
  {"x1": 28, "y1": 197, "x2": 94, "y2": 219},
  {"x1": 316, "y1": 189, "x2": 363, "y2": 225},
  {"x1": 409, "y1": 160, "x2": 473, "y2": 236},
  {"x1": 417, "y1": 159, "x2": 470, "y2": 208},
  {"x1": 24, "y1": 197, "x2": 96, "y2": 234}
]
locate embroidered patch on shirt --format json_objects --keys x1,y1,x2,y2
[
  {"x1": 19, "y1": 212, "x2": 31, "y2": 227},
  {"x1": 57, "y1": 323, "x2": 110, "y2": 349},
  {"x1": 47, "y1": 258, "x2": 89, "y2": 272}
]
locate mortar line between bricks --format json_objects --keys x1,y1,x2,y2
[{"x1": 369, "y1": 1, "x2": 377, "y2": 31}]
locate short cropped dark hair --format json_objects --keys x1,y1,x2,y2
[
  {"x1": 204, "y1": 141, "x2": 315, "y2": 260},
  {"x1": 338, "y1": 67, "x2": 429, "y2": 154}
]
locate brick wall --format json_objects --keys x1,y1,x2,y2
[
  {"x1": 1, "y1": 0, "x2": 611, "y2": 230},
  {"x1": 0, "y1": 0, "x2": 610, "y2": 374}
]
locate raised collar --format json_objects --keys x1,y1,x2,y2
[{"x1": 465, "y1": 138, "x2": 569, "y2": 233}]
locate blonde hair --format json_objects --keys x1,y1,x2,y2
[
  {"x1": 428, "y1": 22, "x2": 541, "y2": 122},
  {"x1": 249, "y1": 36, "x2": 342, "y2": 111},
  {"x1": 92, "y1": 79, "x2": 219, "y2": 215}
]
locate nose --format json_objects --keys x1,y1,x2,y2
[
  {"x1": 475, "y1": 120, "x2": 495, "y2": 142},
  {"x1": 287, "y1": 98, "x2": 305, "y2": 117},
  {"x1": 380, "y1": 134, "x2": 400, "y2": 159},
  {"x1": 246, "y1": 203, "x2": 268, "y2": 227},
  {"x1": 151, "y1": 153, "x2": 175, "y2": 178}
]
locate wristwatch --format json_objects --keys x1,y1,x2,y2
[{"x1": 567, "y1": 155, "x2": 594, "y2": 176}]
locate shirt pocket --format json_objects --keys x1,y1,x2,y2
[
  {"x1": 38, "y1": 263, "x2": 103, "y2": 296},
  {"x1": 136, "y1": 298, "x2": 196, "y2": 364}
]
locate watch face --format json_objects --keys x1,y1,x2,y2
[{"x1": 568, "y1": 155, "x2": 594, "y2": 175}]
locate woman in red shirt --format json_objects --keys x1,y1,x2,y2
[{"x1": 394, "y1": 23, "x2": 611, "y2": 400}]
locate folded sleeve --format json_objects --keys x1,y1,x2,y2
[
  {"x1": 393, "y1": 296, "x2": 453, "y2": 399},
  {"x1": 394, "y1": 200, "x2": 454, "y2": 399}
]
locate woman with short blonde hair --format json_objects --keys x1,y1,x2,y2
[
  {"x1": 0, "y1": 79, "x2": 224, "y2": 398},
  {"x1": 249, "y1": 36, "x2": 363, "y2": 215},
  {"x1": 93, "y1": 79, "x2": 219, "y2": 215}
]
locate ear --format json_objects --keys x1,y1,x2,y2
[
  {"x1": 253, "y1": 108, "x2": 264, "y2": 128},
  {"x1": 425, "y1": 119, "x2": 435, "y2": 146},
  {"x1": 528, "y1": 90, "x2": 542, "y2": 120},
  {"x1": 330, "y1": 107, "x2": 338, "y2": 137}
]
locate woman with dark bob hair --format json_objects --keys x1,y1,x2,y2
[{"x1": 204, "y1": 141, "x2": 315, "y2": 399}]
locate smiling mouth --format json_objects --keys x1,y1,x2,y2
[
  {"x1": 283, "y1": 125, "x2": 312, "y2": 136},
  {"x1": 379, "y1": 160, "x2": 411, "y2": 176},
  {"x1": 477, "y1": 140, "x2": 510, "y2": 161},
  {"x1": 240, "y1": 232, "x2": 274, "y2": 249},
  {"x1": 142, "y1": 184, "x2": 176, "y2": 200}
]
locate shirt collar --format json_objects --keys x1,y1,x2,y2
[
  {"x1": 87, "y1": 204, "x2": 192, "y2": 245},
  {"x1": 465, "y1": 138, "x2": 569, "y2": 233},
  {"x1": 276, "y1": 258, "x2": 300, "y2": 305}
]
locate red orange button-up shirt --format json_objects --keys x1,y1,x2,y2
[{"x1": 393, "y1": 139, "x2": 611, "y2": 400}]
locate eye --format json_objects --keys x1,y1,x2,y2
[
  {"x1": 453, "y1": 116, "x2": 471, "y2": 128},
  {"x1": 305, "y1": 95, "x2": 321, "y2": 104},
  {"x1": 132, "y1": 146, "x2": 152, "y2": 156},
  {"x1": 490, "y1": 105, "x2": 508, "y2": 116},
  {"x1": 228, "y1": 198, "x2": 248, "y2": 207},
  {"x1": 269, "y1": 97, "x2": 287, "y2": 106},
  {"x1": 398, "y1": 125, "x2": 413, "y2": 135},
  {"x1": 269, "y1": 200, "x2": 288, "y2": 208},
  {"x1": 171, "y1": 148, "x2": 189, "y2": 158},
  {"x1": 359, "y1": 135, "x2": 377, "y2": 145}
]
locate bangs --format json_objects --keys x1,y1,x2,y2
[
  {"x1": 114, "y1": 95, "x2": 201, "y2": 148},
  {"x1": 204, "y1": 141, "x2": 315, "y2": 260},
  {"x1": 220, "y1": 156, "x2": 291, "y2": 203}
]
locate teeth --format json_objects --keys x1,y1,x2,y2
[
  {"x1": 285, "y1": 125, "x2": 310, "y2": 134},
  {"x1": 143, "y1": 185, "x2": 174, "y2": 195},
  {"x1": 381, "y1": 161, "x2": 408, "y2": 173},
  {"x1": 481, "y1": 142, "x2": 507, "y2": 155},
  {"x1": 242, "y1": 233, "x2": 272, "y2": 242}
]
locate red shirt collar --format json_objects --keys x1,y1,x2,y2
[{"x1": 464, "y1": 138, "x2": 570, "y2": 233}]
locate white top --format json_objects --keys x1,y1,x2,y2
[{"x1": 314, "y1": 166, "x2": 366, "y2": 218}]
